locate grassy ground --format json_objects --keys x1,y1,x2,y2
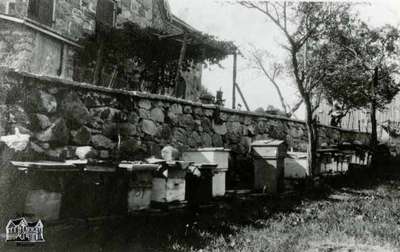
[
  {"x1": 190, "y1": 184, "x2": 400, "y2": 252},
  {"x1": 2, "y1": 168, "x2": 400, "y2": 251}
]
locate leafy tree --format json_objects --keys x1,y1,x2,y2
[
  {"x1": 239, "y1": 1, "x2": 353, "y2": 176},
  {"x1": 321, "y1": 21, "x2": 400, "y2": 154}
]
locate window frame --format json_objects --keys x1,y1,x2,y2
[{"x1": 27, "y1": 0, "x2": 55, "y2": 26}]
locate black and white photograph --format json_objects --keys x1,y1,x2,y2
[{"x1": 0, "y1": 0, "x2": 399, "y2": 251}]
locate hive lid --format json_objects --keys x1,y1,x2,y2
[
  {"x1": 287, "y1": 152, "x2": 308, "y2": 159},
  {"x1": 251, "y1": 139, "x2": 285, "y2": 147},
  {"x1": 146, "y1": 157, "x2": 166, "y2": 164},
  {"x1": 186, "y1": 147, "x2": 231, "y2": 152},
  {"x1": 85, "y1": 165, "x2": 116, "y2": 172},
  {"x1": 10, "y1": 161, "x2": 80, "y2": 172},
  {"x1": 317, "y1": 148, "x2": 340, "y2": 153},
  {"x1": 194, "y1": 163, "x2": 218, "y2": 169},
  {"x1": 65, "y1": 159, "x2": 88, "y2": 165},
  {"x1": 119, "y1": 162, "x2": 160, "y2": 171}
]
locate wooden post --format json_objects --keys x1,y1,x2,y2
[
  {"x1": 174, "y1": 33, "x2": 188, "y2": 96},
  {"x1": 93, "y1": 30, "x2": 105, "y2": 85},
  {"x1": 235, "y1": 83, "x2": 250, "y2": 111},
  {"x1": 232, "y1": 52, "x2": 237, "y2": 109}
]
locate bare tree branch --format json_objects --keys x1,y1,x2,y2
[
  {"x1": 287, "y1": 99, "x2": 303, "y2": 117},
  {"x1": 283, "y1": 2, "x2": 287, "y2": 31},
  {"x1": 238, "y1": 1, "x2": 295, "y2": 46},
  {"x1": 252, "y1": 51, "x2": 289, "y2": 114}
]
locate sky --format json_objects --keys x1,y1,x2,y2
[{"x1": 168, "y1": 0, "x2": 400, "y2": 119}]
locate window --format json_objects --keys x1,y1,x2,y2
[
  {"x1": 96, "y1": 0, "x2": 116, "y2": 27},
  {"x1": 28, "y1": 0, "x2": 54, "y2": 26},
  {"x1": 6, "y1": 1, "x2": 16, "y2": 15}
]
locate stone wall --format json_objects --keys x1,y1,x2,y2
[
  {"x1": 0, "y1": 68, "x2": 369, "y2": 167},
  {"x1": 0, "y1": 67, "x2": 371, "y2": 161},
  {"x1": 0, "y1": 68, "x2": 370, "y2": 222}
]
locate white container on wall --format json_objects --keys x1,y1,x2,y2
[{"x1": 182, "y1": 148, "x2": 230, "y2": 197}]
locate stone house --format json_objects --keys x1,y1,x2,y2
[{"x1": 0, "y1": 0, "x2": 209, "y2": 101}]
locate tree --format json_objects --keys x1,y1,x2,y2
[
  {"x1": 246, "y1": 48, "x2": 303, "y2": 118},
  {"x1": 239, "y1": 1, "x2": 353, "y2": 176},
  {"x1": 321, "y1": 21, "x2": 400, "y2": 155}
]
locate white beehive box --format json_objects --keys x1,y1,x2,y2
[
  {"x1": 119, "y1": 163, "x2": 159, "y2": 211},
  {"x1": 11, "y1": 161, "x2": 79, "y2": 221},
  {"x1": 151, "y1": 163, "x2": 188, "y2": 203},
  {"x1": 182, "y1": 148, "x2": 230, "y2": 170},
  {"x1": 317, "y1": 149, "x2": 340, "y2": 174},
  {"x1": 182, "y1": 148, "x2": 230, "y2": 197},
  {"x1": 127, "y1": 187, "x2": 152, "y2": 211},
  {"x1": 251, "y1": 139, "x2": 287, "y2": 194},
  {"x1": 326, "y1": 158, "x2": 338, "y2": 172},
  {"x1": 251, "y1": 140, "x2": 286, "y2": 159},
  {"x1": 284, "y1": 152, "x2": 309, "y2": 178}
]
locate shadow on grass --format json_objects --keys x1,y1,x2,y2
[{"x1": 3, "y1": 161, "x2": 400, "y2": 252}]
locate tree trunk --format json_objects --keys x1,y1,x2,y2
[
  {"x1": 232, "y1": 52, "x2": 237, "y2": 109},
  {"x1": 304, "y1": 98, "x2": 319, "y2": 177},
  {"x1": 370, "y1": 67, "x2": 379, "y2": 148},
  {"x1": 370, "y1": 67, "x2": 379, "y2": 166},
  {"x1": 370, "y1": 102, "x2": 377, "y2": 150}
]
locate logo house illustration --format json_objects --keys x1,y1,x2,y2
[{"x1": 6, "y1": 217, "x2": 45, "y2": 243}]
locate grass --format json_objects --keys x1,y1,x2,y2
[
  {"x1": 169, "y1": 171, "x2": 400, "y2": 252},
  {"x1": 192, "y1": 187, "x2": 400, "y2": 252},
  {"x1": 2, "y1": 168, "x2": 400, "y2": 252}
]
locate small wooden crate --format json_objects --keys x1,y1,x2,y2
[
  {"x1": 11, "y1": 161, "x2": 80, "y2": 221},
  {"x1": 151, "y1": 162, "x2": 189, "y2": 204},
  {"x1": 182, "y1": 148, "x2": 230, "y2": 197},
  {"x1": 119, "y1": 163, "x2": 159, "y2": 211}
]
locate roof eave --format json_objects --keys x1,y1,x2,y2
[{"x1": 170, "y1": 14, "x2": 199, "y2": 34}]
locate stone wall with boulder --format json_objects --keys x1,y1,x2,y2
[{"x1": 0, "y1": 68, "x2": 370, "y2": 222}]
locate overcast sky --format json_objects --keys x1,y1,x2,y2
[{"x1": 168, "y1": 0, "x2": 400, "y2": 118}]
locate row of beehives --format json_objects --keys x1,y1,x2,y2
[
  {"x1": 251, "y1": 139, "x2": 371, "y2": 191},
  {"x1": 10, "y1": 147, "x2": 230, "y2": 221},
  {"x1": 9, "y1": 140, "x2": 371, "y2": 221},
  {"x1": 285, "y1": 148, "x2": 371, "y2": 178}
]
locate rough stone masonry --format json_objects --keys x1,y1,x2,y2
[{"x1": 0, "y1": 67, "x2": 369, "y2": 223}]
